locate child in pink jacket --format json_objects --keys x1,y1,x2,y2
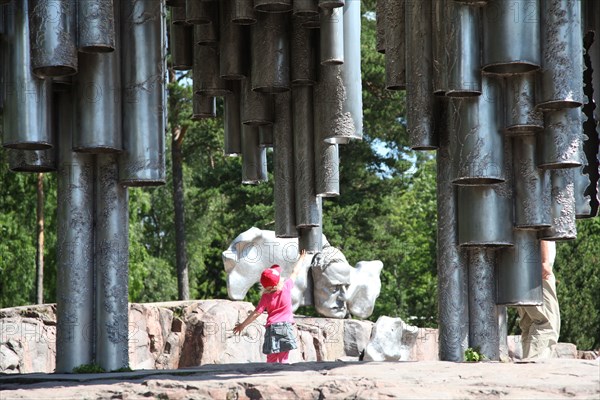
[{"x1": 233, "y1": 250, "x2": 307, "y2": 363}]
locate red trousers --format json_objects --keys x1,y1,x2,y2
[{"x1": 266, "y1": 351, "x2": 289, "y2": 363}]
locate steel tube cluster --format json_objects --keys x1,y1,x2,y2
[
  {"x1": 173, "y1": 0, "x2": 363, "y2": 245},
  {"x1": 380, "y1": 0, "x2": 600, "y2": 361},
  {"x1": 0, "y1": 0, "x2": 171, "y2": 371}
]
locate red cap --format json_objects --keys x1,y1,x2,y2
[{"x1": 260, "y1": 265, "x2": 281, "y2": 288}]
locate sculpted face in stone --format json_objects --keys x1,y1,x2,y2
[{"x1": 311, "y1": 247, "x2": 353, "y2": 318}]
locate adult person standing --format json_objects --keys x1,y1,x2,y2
[{"x1": 517, "y1": 240, "x2": 560, "y2": 359}]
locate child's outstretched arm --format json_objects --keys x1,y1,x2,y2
[
  {"x1": 289, "y1": 250, "x2": 307, "y2": 281},
  {"x1": 233, "y1": 309, "x2": 262, "y2": 335}
]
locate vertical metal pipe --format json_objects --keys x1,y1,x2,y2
[
  {"x1": 220, "y1": 0, "x2": 248, "y2": 80},
  {"x1": 2, "y1": 0, "x2": 53, "y2": 150},
  {"x1": 458, "y1": 185, "x2": 514, "y2": 247},
  {"x1": 513, "y1": 135, "x2": 552, "y2": 229},
  {"x1": 119, "y1": 0, "x2": 166, "y2": 186},
  {"x1": 56, "y1": 89, "x2": 95, "y2": 373},
  {"x1": 293, "y1": 85, "x2": 320, "y2": 228},
  {"x1": 294, "y1": 0, "x2": 319, "y2": 16},
  {"x1": 376, "y1": 0, "x2": 386, "y2": 54},
  {"x1": 186, "y1": 0, "x2": 214, "y2": 24},
  {"x1": 302, "y1": 14, "x2": 322, "y2": 29},
  {"x1": 77, "y1": 0, "x2": 116, "y2": 53},
  {"x1": 193, "y1": 41, "x2": 230, "y2": 96},
  {"x1": 406, "y1": 0, "x2": 436, "y2": 149},
  {"x1": 340, "y1": 0, "x2": 363, "y2": 141},
  {"x1": 445, "y1": 1, "x2": 481, "y2": 97},
  {"x1": 319, "y1": 0, "x2": 344, "y2": 9},
  {"x1": 539, "y1": 168, "x2": 577, "y2": 240},
  {"x1": 241, "y1": 78, "x2": 274, "y2": 125},
  {"x1": 259, "y1": 125, "x2": 273, "y2": 148},
  {"x1": 273, "y1": 91, "x2": 297, "y2": 237},
  {"x1": 315, "y1": 138, "x2": 340, "y2": 197},
  {"x1": 95, "y1": 153, "x2": 129, "y2": 371},
  {"x1": 75, "y1": 5, "x2": 122, "y2": 154},
  {"x1": 432, "y1": 0, "x2": 445, "y2": 95},
  {"x1": 496, "y1": 230, "x2": 543, "y2": 305},
  {"x1": 241, "y1": 124, "x2": 268, "y2": 184},
  {"x1": 498, "y1": 305, "x2": 508, "y2": 361},
  {"x1": 251, "y1": 11, "x2": 290, "y2": 93},
  {"x1": 231, "y1": 0, "x2": 257, "y2": 25},
  {"x1": 482, "y1": 0, "x2": 540, "y2": 74},
  {"x1": 171, "y1": 5, "x2": 187, "y2": 25},
  {"x1": 224, "y1": 81, "x2": 242, "y2": 156},
  {"x1": 437, "y1": 98, "x2": 469, "y2": 362},
  {"x1": 538, "y1": 0, "x2": 583, "y2": 109},
  {"x1": 320, "y1": 7, "x2": 343, "y2": 65},
  {"x1": 504, "y1": 73, "x2": 543, "y2": 135},
  {"x1": 298, "y1": 222, "x2": 324, "y2": 253},
  {"x1": 468, "y1": 248, "x2": 499, "y2": 361},
  {"x1": 254, "y1": 0, "x2": 292, "y2": 13},
  {"x1": 29, "y1": 0, "x2": 78, "y2": 77},
  {"x1": 7, "y1": 148, "x2": 57, "y2": 172},
  {"x1": 191, "y1": 93, "x2": 216, "y2": 120},
  {"x1": 193, "y1": 8, "x2": 218, "y2": 45},
  {"x1": 291, "y1": 16, "x2": 317, "y2": 86},
  {"x1": 538, "y1": 109, "x2": 584, "y2": 169},
  {"x1": 385, "y1": 0, "x2": 405, "y2": 91},
  {"x1": 170, "y1": 21, "x2": 194, "y2": 70},
  {"x1": 450, "y1": 76, "x2": 505, "y2": 184}
]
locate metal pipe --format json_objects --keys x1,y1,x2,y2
[
  {"x1": 496, "y1": 230, "x2": 543, "y2": 306},
  {"x1": 259, "y1": 125, "x2": 273, "y2": 148},
  {"x1": 291, "y1": 16, "x2": 317, "y2": 86},
  {"x1": 340, "y1": 0, "x2": 363, "y2": 141},
  {"x1": 574, "y1": 165, "x2": 593, "y2": 218},
  {"x1": 273, "y1": 91, "x2": 297, "y2": 237},
  {"x1": 538, "y1": 0, "x2": 583, "y2": 109},
  {"x1": 7, "y1": 148, "x2": 56, "y2": 172},
  {"x1": 186, "y1": 0, "x2": 214, "y2": 24},
  {"x1": 2, "y1": 0, "x2": 52, "y2": 150},
  {"x1": 220, "y1": 0, "x2": 248, "y2": 80},
  {"x1": 436, "y1": 98, "x2": 469, "y2": 362},
  {"x1": 320, "y1": 7, "x2": 343, "y2": 65},
  {"x1": 254, "y1": 0, "x2": 292, "y2": 13},
  {"x1": 192, "y1": 93, "x2": 216, "y2": 120},
  {"x1": 504, "y1": 73, "x2": 543, "y2": 135},
  {"x1": 29, "y1": 0, "x2": 78, "y2": 77},
  {"x1": 171, "y1": 5, "x2": 187, "y2": 25},
  {"x1": 95, "y1": 153, "x2": 129, "y2": 371},
  {"x1": 192, "y1": 6, "x2": 218, "y2": 45},
  {"x1": 77, "y1": 0, "x2": 115, "y2": 53},
  {"x1": 75, "y1": 3, "x2": 122, "y2": 154},
  {"x1": 231, "y1": 0, "x2": 257, "y2": 25},
  {"x1": 251, "y1": 11, "x2": 290, "y2": 93},
  {"x1": 193, "y1": 40, "x2": 231, "y2": 96},
  {"x1": 458, "y1": 185, "x2": 514, "y2": 247},
  {"x1": 513, "y1": 135, "x2": 552, "y2": 229},
  {"x1": 432, "y1": 0, "x2": 446, "y2": 95},
  {"x1": 241, "y1": 124, "x2": 268, "y2": 184},
  {"x1": 445, "y1": 1, "x2": 481, "y2": 97},
  {"x1": 55, "y1": 88, "x2": 95, "y2": 373},
  {"x1": 449, "y1": 76, "x2": 505, "y2": 185},
  {"x1": 315, "y1": 137, "x2": 340, "y2": 197},
  {"x1": 170, "y1": 21, "x2": 193, "y2": 70},
  {"x1": 384, "y1": 0, "x2": 405, "y2": 91},
  {"x1": 241, "y1": 78, "x2": 274, "y2": 125},
  {"x1": 468, "y1": 248, "x2": 499, "y2": 361},
  {"x1": 482, "y1": 0, "x2": 540, "y2": 74},
  {"x1": 406, "y1": 0, "x2": 436, "y2": 149},
  {"x1": 298, "y1": 223, "x2": 324, "y2": 254},
  {"x1": 539, "y1": 168, "x2": 577, "y2": 240},
  {"x1": 119, "y1": 0, "x2": 166, "y2": 186},
  {"x1": 224, "y1": 81, "x2": 242, "y2": 156},
  {"x1": 294, "y1": 0, "x2": 319, "y2": 16},
  {"x1": 376, "y1": 0, "x2": 386, "y2": 54},
  {"x1": 319, "y1": 0, "x2": 344, "y2": 9},
  {"x1": 293, "y1": 85, "x2": 320, "y2": 228},
  {"x1": 538, "y1": 109, "x2": 584, "y2": 169}
]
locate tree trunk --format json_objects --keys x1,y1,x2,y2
[
  {"x1": 172, "y1": 126, "x2": 189, "y2": 300},
  {"x1": 36, "y1": 173, "x2": 44, "y2": 304}
]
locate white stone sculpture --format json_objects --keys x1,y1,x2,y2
[
  {"x1": 223, "y1": 227, "x2": 383, "y2": 318},
  {"x1": 363, "y1": 316, "x2": 420, "y2": 361}
]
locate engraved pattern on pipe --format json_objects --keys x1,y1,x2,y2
[
  {"x1": 78, "y1": 0, "x2": 116, "y2": 53},
  {"x1": 291, "y1": 16, "x2": 316, "y2": 86},
  {"x1": 95, "y1": 154, "x2": 129, "y2": 371},
  {"x1": 251, "y1": 11, "x2": 290, "y2": 93},
  {"x1": 504, "y1": 73, "x2": 543, "y2": 135},
  {"x1": 468, "y1": 248, "x2": 499, "y2": 361},
  {"x1": 538, "y1": 109, "x2": 584, "y2": 169},
  {"x1": 540, "y1": 168, "x2": 577, "y2": 240},
  {"x1": 384, "y1": 0, "x2": 405, "y2": 91}
]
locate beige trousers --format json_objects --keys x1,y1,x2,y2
[{"x1": 516, "y1": 275, "x2": 561, "y2": 359}]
